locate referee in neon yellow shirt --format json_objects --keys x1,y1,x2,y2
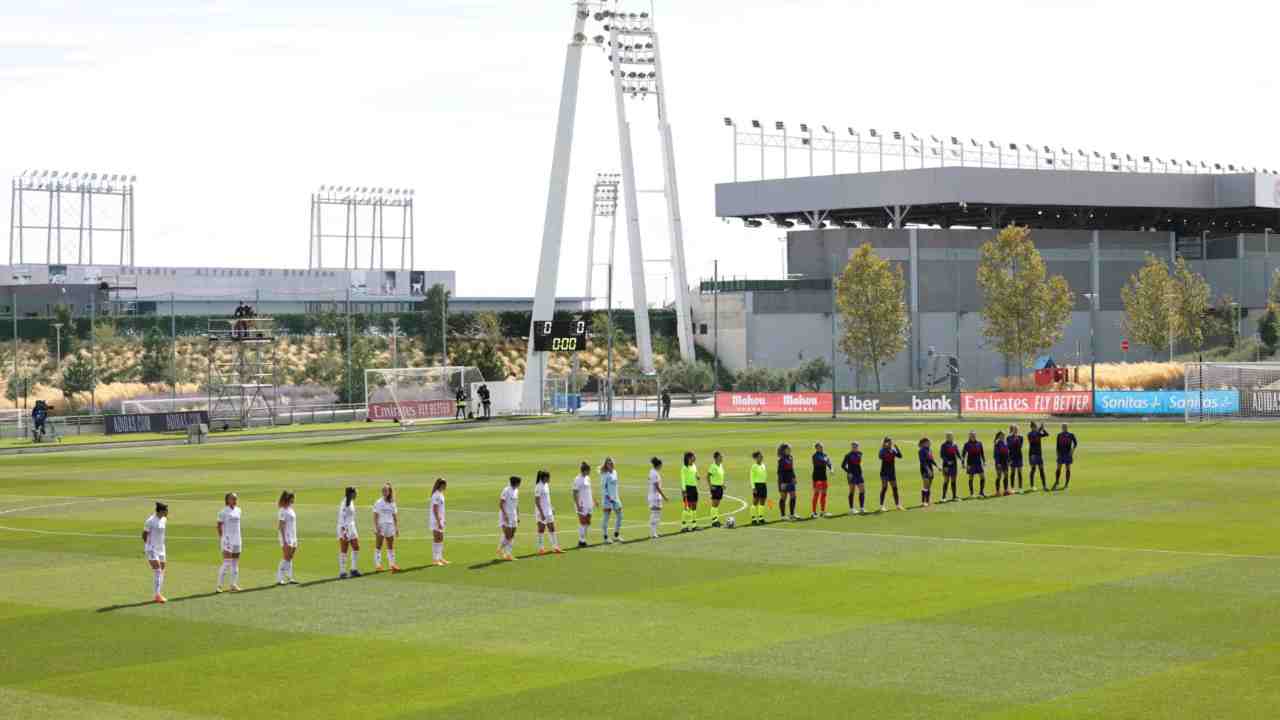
[
  {"x1": 707, "y1": 451, "x2": 726, "y2": 527},
  {"x1": 680, "y1": 451, "x2": 700, "y2": 532},
  {"x1": 749, "y1": 451, "x2": 768, "y2": 525}
]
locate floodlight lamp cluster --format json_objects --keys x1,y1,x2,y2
[
  {"x1": 597, "y1": 9, "x2": 652, "y2": 35},
  {"x1": 316, "y1": 185, "x2": 415, "y2": 204},
  {"x1": 14, "y1": 169, "x2": 136, "y2": 191}
]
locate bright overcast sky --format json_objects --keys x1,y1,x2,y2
[{"x1": 2, "y1": 0, "x2": 1278, "y2": 304}]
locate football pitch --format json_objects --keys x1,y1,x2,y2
[{"x1": 1, "y1": 419, "x2": 1278, "y2": 719}]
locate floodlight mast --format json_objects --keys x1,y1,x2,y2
[{"x1": 520, "y1": 2, "x2": 592, "y2": 413}]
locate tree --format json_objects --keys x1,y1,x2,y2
[
  {"x1": 60, "y1": 353, "x2": 97, "y2": 408},
  {"x1": 335, "y1": 334, "x2": 377, "y2": 404},
  {"x1": 835, "y1": 243, "x2": 909, "y2": 392},
  {"x1": 1168, "y1": 256, "x2": 1212, "y2": 352},
  {"x1": 1269, "y1": 269, "x2": 1280, "y2": 309},
  {"x1": 792, "y1": 356, "x2": 832, "y2": 391},
  {"x1": 1120, "y1": 254, "x2": 1173, "y2": 359},
  {"x1": 450, "y1": 340, "x2": 508, "y2": 383},
  {"x1": 1258, "y1": 308, "x2": 1278, "y2": 355},
  {"x1": 139, "y1": 326, "x2": 170, "y2": 384},
  {"x1": 659, "y1": 359, "x2": 713, "y2": 404},
  {"x1": 421, "y1": 283, "x2": 449, "y2": 358},
  {"x1": 4, "y1": 371, "x2": 34, "y2": 407},
  {"x1": 732, "y1": 366, "x2": 790, "y2": 391},
  {"x1": 46, "y1": 304, "x2": 77, "y2": 361},
  {"x1": 975, "y1": 226, "x2": 1073, "y2": 377}
]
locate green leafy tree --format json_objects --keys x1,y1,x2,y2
[
  {"x1": 450, "y1": 340, "x2": 508, "y2": 383},
  {"x1": 659, "y1": 359, "x2": 713, "y2": 404},
  {"x1": 792, "y1": 356, "x2": 832, "y2": 391},
  {"x1": 1269, "y1": 269, "x2": 1280, "y2": 309},
  {"x1": 1120, "y1": 254, "x2": 1173, "y2": 359},
  {"x1": 335, "y1": 334, "x2": 377, "y2": 404},
  {"x1": 1257, "y1": 308, "x2": 1278, "y2": 355},
  {"x1": 4, "y1": 371, "x2": 34, "y2": 406},
  {"x1": 139, "y1": 326, "x2": 170, "y2": 384},
  {"x1": 1168, "y1": 256, "x2": 1212, "y2": 352},
  {"x1": 421, "y1": 283, "x2": 449, "y2": 358},
  {"x1": 732, "y1": 366, "x2": 790, "y2": 391},
  {"x1": 60, "y1": 353, "x2": 97, "y2": 408},
  {"x1": 835, "y1": 243, "x2": 910, "y2": 391},
  {"x1": 975, "y1": 226, "x2": 1073, "y2": 377}
]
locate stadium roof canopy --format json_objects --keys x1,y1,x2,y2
[{"x1": 715, "y1": 167, "x2": 1280, "y2": 234}]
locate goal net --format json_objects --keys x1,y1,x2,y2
[
  {"x1": 365, "y1": 366, "x2": 485, "y2": 425},
  {"x1": 1183, "y1": 362, "x2": 1280, "y2": 421},
  {"x1": 122, "y1": 397, "x2": 210, "y2": 414}
]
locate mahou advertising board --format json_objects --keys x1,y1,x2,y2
[{"x1": 714, "y1": 392, "x2": 833, "y2": 414}]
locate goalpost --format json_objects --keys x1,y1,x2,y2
[
  {"x1": 1183, "y1": 362, "x2": 1280, "y2": 421},
  {"x1": 364, "y1": 366, "x2": 485, "y2": 426},
  {"x1": 121, "y1": 397, "x2": 210, "y2": 414}
]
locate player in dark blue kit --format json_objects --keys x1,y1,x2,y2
[
  {"x1": 841, "y1": 441, "x2": 865, "y2": 515},
  {"x1": 1027, "y1": 421, "x2": 1050, "y2": 491},
  {"x1": 917, "y1": 438, "x2": 937, "y2": 508},
  {"x1": 1006, "y1": 424, "x2": 1025, "y2": 493},
  {"x1": 993, "y1": 431, "x2": 1010, "y2": 496},
  {"x1": 878, "y1": 437, "x2": 904, "y2": 512},
  {"x1": 1052, "y1": 423, "x2": 1079, "y2": 490},
  {"x1": 939, "y1": 431, "x2": 960, "y2": 502},
  {"x1": 962, "y1": 431, "x2": 986, "y2": 498}
]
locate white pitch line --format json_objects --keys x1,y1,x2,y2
[{"x1": 762, "y1": 524, "x2": 1280, "y2": 561}]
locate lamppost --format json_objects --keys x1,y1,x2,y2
[
  {"x1": 389, "y1": 317, "x2": 400, "y2": 368},
  {"x1": 1082, "y1": 292, "x2": 1098, "y2": 410},
  {"x1": 51, "y1": 323, "x2": 63, "y2": 366}
]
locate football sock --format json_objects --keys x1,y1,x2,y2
[
  {"x1": 811, "y1": 495, "x2": 818, "y2": 514},
  {"x1": 711, "y1": 506, "x2": 719, "y2": 523},
  {"x1": 536, "y1": 532, "x2": 545, "y2": 550},
  {"x1": 230, "y1": 559, "x2": 239, "y2": 585},
  {"x1": 602, "y1": 510, "x2": 611, "y2": 540},
  {"x1": 614, "y1": 508, "x2": 623, "y2": 533},
  {"x1": 788, "y1": 496, "x2": 796, "y2": 516},
  {"x1": 578, "y1": 526, "x2": 587, "y2": 543},
  {"x1": 153, "y1": 568, "x2": 164, "y2": 595},
  {"x1": 550, "y1": 531, "x2": 559, "y2": 547},
  {"x1": 820, "y1": 492, "x2": 827, "y2": 512},
  {"x1": 848, "y1": 491, "x2": 854, "y2": 509},
  {"x1": 858, "y1": 490, "x2": 865, "y2": 509},
  {"x1": 375, "y1": 549, "x2": 383, "y2": 566},
  {"x1": 892, "y1": 485, "x2": 900, "y2": 505},
  {"x1": 979, "y1": 477, "x2": 986, "y2": 495},
  {"x1": 338, "y1": 552, "x2": 347, "y2": 574},
  {"x1": 350, "y1": 550, "x2": 358, "y2": 569},
  {"x1": 432, "y1": 542, "x2": 442, "y2": 561},
  {"x1": 286, "y1": 560, "x2": 294, "y2": 580},
  {"x1": 880, "y1": 485, "x2": 888, "y2": 505},
  {"x1": 277, "y1": 560, "x2": 286, "y2": 582},
  {"x1": 388, "y1": 549, "x2": 396, "y2": 566},
  {"x1": 649, "y1": 509, "x2": 661, "y2": 535},
  {"x1": 217, "y1": 559, "x2": 229, "y2": 586}
]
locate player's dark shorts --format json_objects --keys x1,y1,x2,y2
[
  {"x1": 709, "y1": 485, "x2": 724, "y2": 501},
  {"x1": 995, "y1": 460, "x2": 1008, "y2": 472},
  {"x1": 846, "y1": 471, "x2": 864, "y2": 485},
  {"x1": 942, "y1": 462, "x2": 958, "y2": 476},
  {"x1": 880, "y1": 468, "x2": 896, "y2": 482},
  {"x1": 967, "y1": 462, "x2": 984, "y2": 475},
  {"x1": 753, "y1": 482, "x2": 768, "y2": 499},
  {"x1": 683, "y1": 486, "x2": 699, "y2": 503},
  {"x1": 1057, "y1": 454, "x2": 1073, "y2": 466},
  {"x1": 1010, "y1": 456, "x2": 1023, "y2": 468},
  {"x1": 778, "y1": 481, "x2": 796, "y2": 494},
  {"x1": 920, "y1": 468, "x2": 934, "y2": 481},
  {"x1": 1028, "y1": 453, "x2": 1043, "y2": 466}
]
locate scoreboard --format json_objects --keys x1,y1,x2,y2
[{"x1": 532, "y1": 318, "x2": 589, "y2": 352}]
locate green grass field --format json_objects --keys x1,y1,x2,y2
[{"x1": 2, "y1": 419, "x2": 1278, "y2": 719}]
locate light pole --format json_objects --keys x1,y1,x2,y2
[
  {"x1": 51, "y1": 322, "x2": 63, "y2": 366},
  {"x1": 1083, "y1": 292, "x2": 1098, "y2": 410},
  {"x1": 712, "y1": 259, "x2": 719, "y2": 419}
]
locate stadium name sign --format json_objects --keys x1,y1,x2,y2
[
  {"x1": 961, "y1": 391, "x2": 1092, "y2": 415},
  {"x1": 105, "y1": 411, "x2": 210, "y2": 435},
  {"x1": 1095, "y1": 390, "x2": 1240, "y2": 415},
  {"x1": 368, "y1": 400, "x2": 455, "y2": 421}
]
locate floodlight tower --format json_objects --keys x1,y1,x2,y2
[
  {"x1": 584, "y1": 173, "x2": 620, "y2": 306},
  {"x1": 521, "y1": 1, "x2": 694, "y2": 412},
  {"x1": 9, "y1": 170, "x2": 136, "y2": 265},
  {"x1": 309, "y1": 186, "x2": 414, "y2": 270}
]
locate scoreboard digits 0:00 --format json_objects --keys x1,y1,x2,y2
[{"x1": 532, "y1": 319, "x2": 590, "y2": 352}]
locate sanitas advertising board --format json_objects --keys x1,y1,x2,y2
[{"x1": 1095, "y1": 390, "x2": 1240, "y2": 415}]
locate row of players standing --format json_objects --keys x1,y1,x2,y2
[{"x1": 768, "y1": 421, "x2": 1079, "y2": 521}]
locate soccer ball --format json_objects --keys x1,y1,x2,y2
[{"x1": 725, "y1": 516, "x2": 736, "y2": 529}]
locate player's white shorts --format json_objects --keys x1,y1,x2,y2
[
  {"x1": 280, "y1": 536, "x2": 298, "y2": 548},
  {"x1": 649, "y1": 500, "x2": 663, "y2": 511},
  {"x1": 376, "y1": 523, "x2": 396, "y2": 538},
  {"x1": 337, "y1": 525, "x2": 358, "y2": 541},
  {"x1": 145, "y1": 548, "x2": 166, "y2": 562},
  {"x1": 428, "y1": 517, "x2": 445, "y2": 533},
  {"x1": 535, "y1": 512, "x2": 555, "y2": 525},
  {"x1": 221, "y1": 538, "x2": 242, "y2": 554},
  {"x1": 498, "y1": 515, "x2": 519, "y2": 529}
]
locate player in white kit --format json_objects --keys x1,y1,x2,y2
[
  {"x1": 647, "y1": 457, "x2": 669, "y2": 539},
  {"x1": 532, "y1": 470, "x2": 563, "y2": 555},
  {"x1": 336, "y1": 486, "x2": 362, "y2": 579},
  {"x1": 277, "y1": 490, "x2": 298, "y2": 585},
  {"x1": 497, "y1": 476, "x2": 521, "y2": 561},
  {"x1": 142, "y1": 502, "x2": 169, "y2": 603},
  {"x1": 216, "y1": 492, "x2": 243, "y2": 592},
  {"x1": 372, "y1": 483, "x2": 400, "y2": 572},
  {"x1": 571, "y1": 462, "x2": 597, "y2": 548},
  {"x1": 428, "y1": 478, "x2": 449, "y2": 566}
]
